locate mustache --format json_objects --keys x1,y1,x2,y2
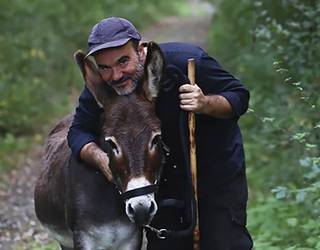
[
  {"x1": 106, "y1": 60, "x2": 144, "y2": 90},
  {"x1": 109, "y1": 76, "x2": 132, "y2": 86}
]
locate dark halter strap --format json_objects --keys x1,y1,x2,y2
[{"x1": 120, "y1": 184, "x2": 159, "y2": 200}]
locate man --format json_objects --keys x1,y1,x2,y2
[{"x1": 67, "y1": 17, "x2": 253, "y2": 250}]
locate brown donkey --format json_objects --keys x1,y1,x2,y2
[{"x1": 34, "y1": 42, "x2": 166, "y2": 250}]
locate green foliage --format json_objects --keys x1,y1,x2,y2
[
  {"x1": 208, "y1": 0, "x2": 320, "y2": 248},
  {"x1": 254, "y1": 0, "x2": 320, "y2": 82},
  {"x1": 0, "y1": 133, "x2": 43, "y2": 172},
  {"x1": 249, "y1": 195, "x2": 320, "y2": 250}
]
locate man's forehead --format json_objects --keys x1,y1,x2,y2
[{"x1": 94, "y1": 42, "x2": 135, "y2": 63}]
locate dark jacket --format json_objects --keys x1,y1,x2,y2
[{"x1": 67, "y1": 42, "x2": 249, "y2": 199}]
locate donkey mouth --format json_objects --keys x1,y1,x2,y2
[
  {"x1": 126, "y1": 197, "x2": 158, "y2": 225},
  {"x1": 132, "y1": 206, "x2": 154, "y2": 225}
]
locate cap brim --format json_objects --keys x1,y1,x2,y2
[{"x1": 86, "y1": 37, "x2": 131, "y2": 57}]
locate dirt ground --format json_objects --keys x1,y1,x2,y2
[{"x1": 0, "y1": 8, "x2": 213, "y2": 250}]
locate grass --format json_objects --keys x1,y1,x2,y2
[
  {"x1": 0, "y1": 133, "x2": 44, "y2": 173},
  {"x1": 16, "y1": 240, "x2": 59, "y2": 250}
]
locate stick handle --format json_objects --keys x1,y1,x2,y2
[{"x1": 188, "y1": 58, "x2": 200, "y2": 250}]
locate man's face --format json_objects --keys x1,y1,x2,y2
[{"x1": 94, "y1": 41, "x2": 146, "y2": 95}]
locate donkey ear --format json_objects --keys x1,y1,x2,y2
[
  {"x1": 74, "y1": 50, "x2": 105, "y2": 107},
  {"x1": 144, "y1": 42, "x2": 164, "y2": 100}
]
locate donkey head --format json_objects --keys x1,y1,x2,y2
[{"x1": 74, "y1": 42, "x2": 165, "y2": 225}]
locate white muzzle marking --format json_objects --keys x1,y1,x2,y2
[{"x1": 125, "y1": 177, "x2": 158, "y2": 223}]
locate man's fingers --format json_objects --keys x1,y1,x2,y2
[
  {"x1": 180, "y1": 104, "x2": 196, "y2": 111},
  {"x1": 179, "y1": 92, "x2": 195, "y2": 100},
  {"x1": 179, "y1": 83, "x2": 206, "y2": 113},
  {"x1": 179, "y1": 84, "x2": 201, "y2": 100},
  {"x1": 179, "y1": 83, "x2": 198, "y2": 93},
  {"x1": 180, "y1": 99, "x2": 194, "y2": 105}
]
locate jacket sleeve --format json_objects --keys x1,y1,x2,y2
[
  {"x1": 197, "y1": 51, "x2": 250, "y2": 117},
  {"x1": 67, "y1": 86, "x2": 103, "y2": 157}
]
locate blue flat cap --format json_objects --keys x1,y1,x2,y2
[{"x1": 87, "y1": 17, "x2": 141, "y2": 56}]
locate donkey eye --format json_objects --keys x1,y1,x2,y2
[
  {"x1": 109, "y1": 140, "x2": 119, "y2": 154},
  {"x1": 150, "y1": 134, "x2": 161, "y2": 150},
  {"x1": 104, "y1": 138, "x2": 120, "y2": 155}
]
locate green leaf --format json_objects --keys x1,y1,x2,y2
[
  {"x1": 291, "y1": 132, "x2": 309, "y2": 142},
  {"x1": 272, "y1": 186, "x2": 288, "y2": 199},
  {"x1": 286, "y1": 217, "x2": 298, "y2": 227},
  {"x1": 305, "y1": 143, "x2": 317, "y2": 149},
  {"x1": 262, "y1": 117, "x2": 275, "y2": 123},
  {"x1": 295, "y1": 191, "x2": 306, "y2": 203}
]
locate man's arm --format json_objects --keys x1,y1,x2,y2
[
  {"x1": 179, "y1": 84, "x2": 233, "y2": 118},
  {"x1": 67, "y1": 86, "x2": 113, "y2": 181},
  {"x1": 179, "y1": 51, "x2": 249, "y2": 118},
  {"x1": 80, "y1": 142, "x2": 113, "y2": 181}
]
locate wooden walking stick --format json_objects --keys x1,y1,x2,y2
[{"x1": 187, "y1": 58, "x2": 200, "y2": 250}]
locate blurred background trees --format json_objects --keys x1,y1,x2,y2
[
  {"x1": 0, "y1": 0, "x2": 319, "y2": 249},
  {"x1": 208, "y1": 0, "x2": 320, "y2": 248}
]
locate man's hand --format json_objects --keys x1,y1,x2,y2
[
  {"x1": 179, "y1": 84, "x2": 207, "y2": 113},
  {"x1": 179, "y1": 83, "x2": 234, "y2": 118},
  {"x1": 80, "y1": 142, "x2": 113, "y2": 182}
]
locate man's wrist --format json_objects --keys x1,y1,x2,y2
[
  {"x1": 199, "y1": 95, "x2": 233, "y2": 118},
  {"x1": 80, "y1": 142, "x2": 109, "y2": 168},
  {"x1": 80, "y1": 142, "x2": 112, "y2": 181},
  {"x1": 197, "y1": 95, "x2": 210, "y2": 115}
]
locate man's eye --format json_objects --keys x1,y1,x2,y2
[
  {"x1": 119, "y1": 58, "x2": 129, "y2": 67},
  {"x1": 99, "y1": 65, "x2": 110, "y2": 71}
]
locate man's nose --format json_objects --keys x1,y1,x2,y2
[{"x1": 112, "y1": 67, "x2": 123, "y2": 81}]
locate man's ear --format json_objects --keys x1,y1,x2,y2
[
  {"x1": 143, "y1": 42, "x2": 164, "y2": 100},
  {"x1": 74, "y1": 50, "x2": 105, "y2": 107},
  {"x1": 138, "y1": 43, "x2": 146, "y2": 61}
]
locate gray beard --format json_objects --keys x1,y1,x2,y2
[{"x1": 110, "y1": 59, "x2": 144, "y2": 96}]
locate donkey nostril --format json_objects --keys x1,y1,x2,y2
[{"x1": 128, "y1": 204, "x2": 134, "y2": 215}]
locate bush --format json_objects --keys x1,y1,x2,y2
[{"x1": 208, "y1": 0, "x2": 320, "y2": 248}]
